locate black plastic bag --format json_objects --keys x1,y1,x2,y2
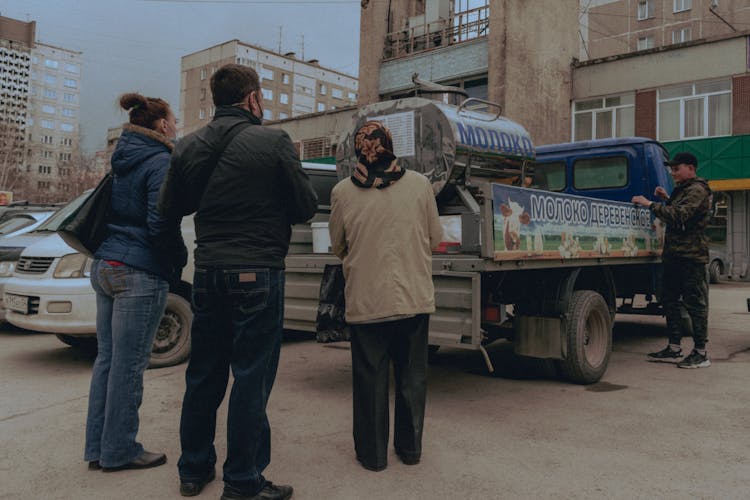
[{"x1": 315, "y1": 264, "x2": 349, "y2": 342}]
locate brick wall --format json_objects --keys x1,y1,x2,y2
[
  {"x1": 732, "y1": 75, "x2": 750, "y2": 136},
  {"x1": 635, "y1": 90, "x2": 656, "y2": 139}
]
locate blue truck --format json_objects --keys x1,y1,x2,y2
[{"x1": 282, "y1": 98, "x2": 684, "y2": 385}]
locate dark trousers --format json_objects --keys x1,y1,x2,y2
[
  {"x1": 350, "y1": 314, "x2": 429, "y2": 468},
  {"x1": 178, "y1": 267, "x2": 284, "y2": 495},
  {"x1": 662, "y1": 260, "x2": 709, "y2": 349}
]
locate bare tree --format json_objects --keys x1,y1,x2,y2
[{"x1": 0, "y1": 120, "x2": 26, "y2": 198}]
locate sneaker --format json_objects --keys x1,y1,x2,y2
[
  {"x1": 677, "y1": 350, "x2": 711, "y2": 369},
  {"x1": 647, "y1": 346, "x2": 683, "y2": 361}
]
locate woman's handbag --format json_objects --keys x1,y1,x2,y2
[{"x1": 57, "y1": 173, "x2": 113, "y2": 258}]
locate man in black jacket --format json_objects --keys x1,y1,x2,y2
[{"x1": 160, "y1": 64, "x2": 317, "y2": 500}]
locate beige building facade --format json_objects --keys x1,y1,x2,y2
[
  {"x1": 180, "y1": 39, "x2": 358, "y2": 137},
  {"x1": 580, "y1": 0, "x2": 750, "y2": 60}
]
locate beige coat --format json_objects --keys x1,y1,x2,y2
[{"x1": 329, "y1": 170, "x2": 443, "y2": 323}]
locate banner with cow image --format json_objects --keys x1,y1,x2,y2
[{"x1": 492, "y1": 184, "x2": 664, "y2": 262}]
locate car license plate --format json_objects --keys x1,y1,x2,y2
[{"x1": 4, "y1": 293, "x2": 28, "y2": 314}]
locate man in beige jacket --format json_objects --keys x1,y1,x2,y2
[{"x1": 329, "y1": 121, "x2": 442, "y2": 472}]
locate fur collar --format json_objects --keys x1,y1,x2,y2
[{"x1": 123, "y1": 123, "x2": 174, "y2": 152}]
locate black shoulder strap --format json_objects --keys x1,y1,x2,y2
[
  {"x1": 195, "y1": 120, "x2": 252, "y2": 206},
  {"x1": 207, "y1": 120, "x2": 252, "y2": 178}
]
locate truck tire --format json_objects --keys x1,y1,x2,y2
[
  {"x1": 149, "y1": 292, "x2": 192, "y2": 368},
  {"x1": 556, "y1": 290, "x2": 612, "y2": 384},
  {"x1": 708, "y1": 260, "x2": 721, "y2": 284}
]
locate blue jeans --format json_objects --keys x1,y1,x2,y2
[
  {"x1": 84, "y1": 260, "x2": 168, "y2": 467},
  {"x1": 178, "y1": 267, "x2": 284, "y2": 495}
]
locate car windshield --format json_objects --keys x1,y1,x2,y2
[
  {"x1": 0, "y1": 214, "x2": 37, "y2": 235},
  {"x1": 34, "y1": 190, "x2": 91, "y2": 232}
]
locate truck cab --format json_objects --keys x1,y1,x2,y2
[{"x1": 534, "y1": 137, "x2": 674, "y2": 203}]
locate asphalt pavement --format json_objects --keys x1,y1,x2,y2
[{"x1": 1, "y1": 281, "x2": 749, "y2": 500}]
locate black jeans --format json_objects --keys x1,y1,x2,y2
[
  {"x1": 662, "y1": 260, "x2": 708, "y2": 349},
  {"x1": 178, "y1": 267, "x2": 284, "y2": 495},
  {"x1": 350, "y1": 314, "x2": 429, "y2": 468}
]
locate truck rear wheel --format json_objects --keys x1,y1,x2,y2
[
  {"x1": 149, "y1": 292, "x2": 192, "y2": 368},
  {"x1": 556, "y1": 290, "x2": 612, "y2": 384}
]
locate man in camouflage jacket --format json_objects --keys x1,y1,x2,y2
[{"x1": 632, "y1": 152, "x2": 712, "y2": 368}]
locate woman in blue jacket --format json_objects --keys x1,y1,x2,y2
[{"x1": 84, "y1": 93, "x2": 186, "y2": 472}]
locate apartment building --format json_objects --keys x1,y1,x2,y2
[
  {"x1": 580, "y1": 0, "x2": 750, "y2": 59},
  {"x1": 0, "y1": 16, "x2": 34, "y2": 201},
  {"x1": 180, "y1": 39, "x2": 358, "y2": 137},
  {"x1": 0, "y1": 15, "x2": 82, "y2": 202},
  {"x1": 27, "y1": 42, "x2": 82, "y2": 201}
]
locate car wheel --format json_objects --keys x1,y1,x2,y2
[
  {"x1": 55, "y1": 334, "x2": 96, "y2": 349},
  {"x1": 149, "y1": 292, "x2": 192, "y2": 368},
  {"x1": 708, "y1": 260, "x2": 721, "y2": 284}
]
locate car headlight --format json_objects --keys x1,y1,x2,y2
[
  {"x1": 54, "y1": 253, "x2": 90, "y2": 279},
  {"x1": 0, "y1": 261, "x2": 16, "y2": 277}
]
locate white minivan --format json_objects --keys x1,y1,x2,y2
[{"x1": 3, "y1": 217, "x2": 195, "y2": 368}]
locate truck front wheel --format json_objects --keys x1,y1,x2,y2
[
  {"x1": 556, "y1": 290, "x2": 612, "y2": 384},
  {"x1": 149, "y1": 292, "x2": 192, "y2": 368}
]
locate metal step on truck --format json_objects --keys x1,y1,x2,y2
[{"x1": 284, "y1": 96, "x2": 670, "y2": 385}]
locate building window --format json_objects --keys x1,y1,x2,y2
[
  {"x1": 200, "y1": 88, "x2": 206, "y2": 100},
  {"x1": 62, "y1": 108, "x2": 75, "y2": 118},
  {"x1": 573, "y1": 94, "x2": 635, "y2": 141},
  {"x1": 673, "y1": 0, "x2": 692, "y2": 13},
  {"x1": 60, "y1": 137, "x2": 72, "y2": 146},
  {"x1": 671, "y1": 27, "x2": 692, "y2": 44},
  {"x1": 64, "y1": 78, "x2": 77, "y2": 88},
  {"x1": 60, "y1": 123, "x2": 74, "y2": 132},
  {"x1": 42, "y1": 150, "x2": 52, "y2": 159},
  {"x1": 43, "y1": 89, "x2": 57, "y2": 99},
  {"x1": 263, "y1": 109, "x2": 273, "y2": 120},
  {"x1": 42, "y1": 105, "x2": 56, "y2": 114},
  {"x1": 200, "y1": 68, "x2": 207, "y2": 80},
  {"x1": 348, "y1": 92, "x2": 357, "y2": 101},
  {"x1": 319, "y1": 84, "x2": 327, "y2": 96},
  {"x1": 37, "y1": 181, "x2": 51, "y2": 190},
  {"x1": 41, "y1": 120, "x2": 55, "y2": 130},
  {"x1": 317, "y1": 103, "x2": 326, "y2": 112},
  {"x1": 332, "y1": 88, "x2": 343, "y2": 99},
  {"x1": 44, "y1": 59, "x2": 59, "y2": 69},
  {"x1": 63, "y1": 93, "x2": 76, "y2": 103},
  {"x1": 658, "y1": 79, "x2": 731, "y2": 141},
  {"x1": 45, "y1": 74, "x2": 57, "y2": 85},
  {"x1": 279, "y1": 112, "x2": 289, "y2": 119},
  {"x1": 637, "y1": 36, "x2": 654, "y2": 51},
  {"x1": 41, "y1": 135, "x2": 54, "y2": 144},
  {"x1": 282, "y1": 73, "x2": 290, "y2": 84},
  {"x1": 38, "y1": 165, "x2": 52, "y2": 174},
  {"x1": 637, "y1": 0, "x2": 655, "y2": 20},
  {"x1": 64, "y1": 63, "x2": 79, "y2": 74},
  {"x1": 199, "y1": 109, "x2": 206, "y2": 120},
  {"x1": 260, "y1": 67, "x2": 274, "y2": 81},
  {"x1": 27, "y1": 117, "x2": 34, "y2": 126},
  {"x1": 262, "y1": 88, "x2": 273, "y2": 100},
  {"x1": 280, "y1": 93, "x2": 289, "y2": 105}
]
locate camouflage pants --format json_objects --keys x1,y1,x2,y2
[{"x1": 662, "y1": 260, "x2": 709, "y2": 349}]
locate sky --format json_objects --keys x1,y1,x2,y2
[{"x1": 2, "y1": 0, "x2": 361, "y2": 152}]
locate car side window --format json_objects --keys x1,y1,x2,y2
[
  {"x1": 534, "y1": 161, "x2": 566, "y2": 192},
  {"x1": 573, "y1": 156, "x2": 628, "y2": 190}
]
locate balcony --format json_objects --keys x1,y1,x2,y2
[{"x1": 384, "y1": 5, "x2": 489, "y2": 61}]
